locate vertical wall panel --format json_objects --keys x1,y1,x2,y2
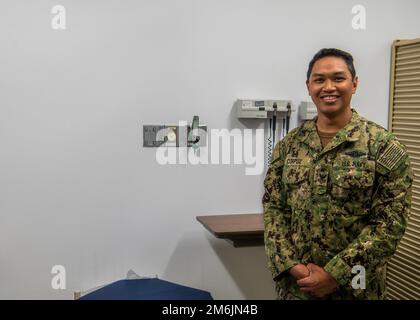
[{"x1": 387, "y1": 38, "x2": 420, "y2": 300}]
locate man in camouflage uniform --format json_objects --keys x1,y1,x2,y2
[{"x1": 263, "y1": 48, "x2": 413, "y2": 299}]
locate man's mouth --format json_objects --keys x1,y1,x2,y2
[{"x1": 320, "y1": 95, "x2": 340, "y2": 103}]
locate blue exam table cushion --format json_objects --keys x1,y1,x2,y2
[{"x1": 80, "y1": 278, "x2": 213, "y2": 300}]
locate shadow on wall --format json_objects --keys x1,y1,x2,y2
[{"x1": 162, "y1": 231, "x2": 276, "y2": 299}]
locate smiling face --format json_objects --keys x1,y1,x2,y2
[{"x1": 306, "y1": 56, "x2": 358, "y2": 118}]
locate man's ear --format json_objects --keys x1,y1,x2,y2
[
  {"x1": 306, "y1": 80, "x2": 310, "y2": 95},
  {"x1": 352, "y1": 76, "x2": 359, "y2": 94}
]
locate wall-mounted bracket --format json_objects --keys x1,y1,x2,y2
[{"x1": 143, "y1": 116, "x2": 207, "y2": 148}]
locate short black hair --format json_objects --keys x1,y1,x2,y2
[{"x1": 306, "y1": 48, "x2": 356, "y2": 81}]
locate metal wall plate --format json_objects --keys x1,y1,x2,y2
[{"x1": 143, "y1": 125, "x2": 166, "y2": 147}]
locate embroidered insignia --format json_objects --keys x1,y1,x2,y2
[
  {"x1": 377, "y1": 142, "x2": 405, "y2": 170},
  {"x1": 286, "y1": 158, "x2": 303, "y2": 165},
  {"x1": 345, "y1": 150, "x2": 367, "y2": 158}
]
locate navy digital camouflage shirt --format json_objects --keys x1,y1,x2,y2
[{"x1": 263, "y1": 109, "x2": 413, "y2": 299}]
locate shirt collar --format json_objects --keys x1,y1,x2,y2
[{"x1": 297, "y1": 108, "x2": 362, "y2": 153}]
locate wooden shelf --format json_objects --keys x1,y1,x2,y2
[{"x1": 196, "y1": 213, "x2": 264, "y2": 247}]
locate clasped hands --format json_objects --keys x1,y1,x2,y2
[{"x1": 289, "y1": 263, "x2": 339, "y2": 298}]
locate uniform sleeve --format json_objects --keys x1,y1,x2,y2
[
  {"x1": 263, "y1": 141, "x2": 300, "y2": 280},
  {"x1": 324, "y1": 139, "x2": 413, "y2": 297}
]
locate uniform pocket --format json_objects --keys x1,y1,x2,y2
[
  {"x1": 330, "y1": 163, "x2": 375, "y2": 205},
  {"x1": 331, "y1": 168, "x2": 374, "y2": 189}
]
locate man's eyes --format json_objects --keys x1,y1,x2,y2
[{"x1": 313, "y1": 77, "x2": 345, "y2": 83}]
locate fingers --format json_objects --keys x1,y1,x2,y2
[
  {"x1": 300, "y1": 287, "x2": 325, "y2": 299},
  {"x1": 299, "y1": 286, "x2": 312, "y2": 294},
  {"x1": 307, "y1": 263, "x2": 320, "y2": 273},
  {"x1": 297, "y1": 276, "x2": 315, "y2": 287},
  {"x1": 290, "y1": 264, "x2": 311, "y2": 279}
]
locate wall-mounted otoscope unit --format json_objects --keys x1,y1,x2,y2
[{"x1": 236, "y1": 99, "x2": 294, "y2": 165}]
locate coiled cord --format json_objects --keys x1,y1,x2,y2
[{"x1": 267, "y1": 118, "x2": 273, "y2": 166}]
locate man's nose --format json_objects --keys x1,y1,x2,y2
[{"x1": 323, "y1": 80, "x2": 335, "y2": 91}]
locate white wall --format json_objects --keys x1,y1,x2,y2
[{"x1": 0, "y1": 0, "x2": 419, "y2": 299}]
